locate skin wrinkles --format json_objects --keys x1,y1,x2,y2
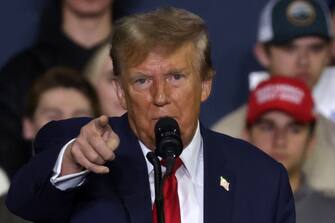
[{"x1": 116, "y1": 43, "x2": 212, "y2": 150}]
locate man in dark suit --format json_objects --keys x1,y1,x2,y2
[{"x1": 7, "y1": 7, "x2": 295, "y2": 223}]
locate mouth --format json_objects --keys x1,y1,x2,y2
[
  {"x1": 152, "y1": 116, "x2": 177, "y2": 121},
  {"x1": 271, "y1": 153, "x2": 287, "y2": 161}
]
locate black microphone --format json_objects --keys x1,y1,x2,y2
[
  {"x1": 149, "y1": 117, "x2": 182, "y2": 223},
  {"x1": 154, "y1": 117, "x2": 183, "y2": 176}
]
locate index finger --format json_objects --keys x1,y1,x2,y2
[{"x1": 94, "y1": 115, "x2": 110, "y2": 131}]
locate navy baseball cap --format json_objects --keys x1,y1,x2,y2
[{"x1": 258, "y1": 0, "x2": 333, "y2": 44}]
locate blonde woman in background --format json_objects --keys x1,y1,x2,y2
[{"x1": 84, "y1": 44, "x2": 126, "y2": 117}]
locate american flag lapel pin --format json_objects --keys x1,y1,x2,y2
[{"x1": 220, "y1": 176, "x2": 230, "y2": 191}]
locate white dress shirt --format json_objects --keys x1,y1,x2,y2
[
  {"x1": 51, "y1": 122, "x2": 204, "y2": 223},
  {"x1": 141, "y1": 122, "x2": 204, "y2": 223}
]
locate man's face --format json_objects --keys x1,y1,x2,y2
[
  {"x1": 63, "y1": 0, "x2": 112, "y2": 17},
  {"x1": 246, "y1": 111, "x2": 314, "y2": 175},
  {"x1": 117, "y1": 43, "x2": 212, "y2": 150},
  {"x1": 259, "y1": 36, "x2": 330, "y2": 87},
  {"x1": 24, "y1": 87, "x2": 94, "y2": 139}
]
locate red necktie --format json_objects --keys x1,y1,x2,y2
[{"x1": 152, "y1": 158, "x2": 183, "y2": 223}]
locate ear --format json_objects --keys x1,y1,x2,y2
[
  {"x1": 22, "y1": 117, "x2": 36, "y2": 140},
  {"x1": 113, "y1": 78, "x2": 127, "y2": 110},
  {"x1": 200, "y1": 78, "x2": 212, "y2": 102},
  {"x1": 254, "y1": 43, "x2": 271, "y2": 68}
]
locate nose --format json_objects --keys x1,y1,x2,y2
[
  {"x1": 151, "y1": 79, "x2": 169, "y2": 106},
  {"x1": 272, "y1": 128, "x2": 287, "y2": 149},
  {"x1": 297, "y1": 49, "x2": 310, "y2": 68}
]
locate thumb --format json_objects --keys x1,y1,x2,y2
[{"x1": 106, "y1": 132, "x2": 120, "y2": 151}]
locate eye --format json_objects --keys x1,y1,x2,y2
[
  {"x1": 309, "y1": 43, "x2": 327, "y2": 54},
  {"x1": 172, "y1": 73, "x2": 183, "y2": 80},
  {"x1": 259, "y1": 122, "x2": 274, "y2": 132},
  {"x1": 280, "y1": 44, "x2": 296, "y2": 53},
  {"x1": 167, "y1": 72, "x2": 186, "y2": 86},
  {"x1": 287, "y1": 123, "x2": 305, "y2": 134},
  {"x1": 40, "y1": 109, "x2": 63, "y2": 121},
  {"x1": 135, "y1": 78, "x2": 147, "y2": 84},
  {"x1": 255, "y1": 120, "x2": 275, "y2": 133},
  {"x1": 133, "y1": 76, "x2": 152, "y2": 90}
]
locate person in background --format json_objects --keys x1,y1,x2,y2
[
  {"x1": 84, "y1": 44, "x2": 126, "y2": 117},
  {"x1": 212, "y1": 0, "x2": 335, "y2": 195},
  {"x1": 23, "y1": 67, "x2": 100, "y2": 145},
  {"x1": 243, "y1": 76, "x2": 335, "y2": 223},
  {"x1": 6, "y1": 7, "x2": 294, "y2": 223},
  {"x1": 0, "y1": 66, "x2": 100, "y2": 223},
  {"x1": 0, "y1": 0, "x2": 113, "y2": 179}
]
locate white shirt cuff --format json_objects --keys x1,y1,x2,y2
[{"x1": 50, "y1": 138, "x2": 89, "y2": 191}]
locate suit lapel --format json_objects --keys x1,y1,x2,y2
[
  {"x1": 202, "y1": 127, "x2": 236, "y2": 223},
  {"x1": 110, "y1": 115, "x2": 152, "y2": 223},
  {"x1": 109, "y1": 117, "x2": 237, "y2": 223}
]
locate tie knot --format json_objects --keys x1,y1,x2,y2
[{"x1": 161, "y1": 157, "x2": 183, "y2": 175}]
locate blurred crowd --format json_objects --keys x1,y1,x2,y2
[{"x1": 0, "y1": 0, "x2": 335, "y2": 222}]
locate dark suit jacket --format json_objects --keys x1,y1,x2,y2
[{"x1": 6, "y1": 114, "x2": 295, "y2": 223}]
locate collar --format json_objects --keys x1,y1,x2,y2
[{"x1": 140, "y1": 121, "x2": 203, "y2": 181}]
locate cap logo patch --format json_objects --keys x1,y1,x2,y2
[
  {"x1": 286, "y1": 1, "x2": 316, "y2": 27},
  {"x1": 255, "y1": 84, "x2": 304, "y2": 105}
]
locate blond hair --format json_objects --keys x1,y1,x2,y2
[
  {"x1": 84, "y1": 43, "x2": 114, "y2": 84},
  {"x1": 110, "y1": 7, "x2": 215, "y2": 80}
]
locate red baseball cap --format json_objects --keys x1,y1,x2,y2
[{"x1": 247, "y1": 76, "x2": 315, "y2": 125}]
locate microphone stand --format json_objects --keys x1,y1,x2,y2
[{"x1": 147, "y1": 152, "x2": 165, "y2": 223}]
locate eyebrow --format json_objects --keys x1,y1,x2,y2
[{"x1": 129, "y1": 67, "x2": 189, "y2": 77}]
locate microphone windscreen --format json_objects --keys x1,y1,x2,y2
[{"x1": 154, "y1": 117, "x2": 183, "y2": 159}]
